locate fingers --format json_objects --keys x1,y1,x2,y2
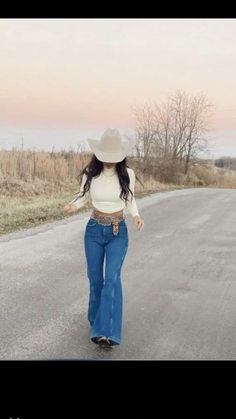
[
  {"x1": 64, "y1": 204, "x2": 76, "y2": 214},
  {"x1": 136, "y1": 219, "x2": 144, "y2": 231}
]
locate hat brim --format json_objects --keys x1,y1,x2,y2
[{"x1": 87, "y1": 138, "x2": 133, "y2": 163}]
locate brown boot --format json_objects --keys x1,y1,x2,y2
[{"x1": 96, "y1": 336, "x2": 112, "y2": 347}]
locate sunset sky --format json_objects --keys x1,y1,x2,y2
[{"x1": 1, "y1": 18, "x2": 236, "y2": 157}]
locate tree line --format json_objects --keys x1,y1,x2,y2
[{"x1": 130, "y1": 90, "x2": 213, "y2": 183}]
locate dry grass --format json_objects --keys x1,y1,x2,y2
[
  {"x1": 0, "y1": 148, "x2": 89, "y2": 187},
  {"x1": 190, "y1": 164, "x2": 236, "y2": 188},
  {"x1": 0, "y1": 148, "x2": 235, "y2": 235}
]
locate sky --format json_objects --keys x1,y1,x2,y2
[{"x1": 0, "y1": 18, "x2": 236, "y2": 158}]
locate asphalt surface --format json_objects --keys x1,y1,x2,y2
[{"x1": 1, "y1": 187, "x2": 236, "y2": 360}]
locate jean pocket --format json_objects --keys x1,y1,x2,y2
[
  {"x1": 86, "y1": 218, "x2": 97, "y2": 227},
  {"x1": 118, "y1": 223, "x2": 128, "y2": 236}
]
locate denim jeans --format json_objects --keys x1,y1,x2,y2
[{"x1": 84, "y1": 217, "x2": 129, "y2": 345}]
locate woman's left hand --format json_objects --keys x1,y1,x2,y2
[{"x1": 133, "y1": 215, "x2": 144, "y2": 231}]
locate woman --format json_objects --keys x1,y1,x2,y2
[{"x1": 64, "y1": 128, "x2": 144, "y2": 347}]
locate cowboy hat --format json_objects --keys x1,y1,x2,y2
[{"x1": 87, "y1": 128, "x2": 134, "y2": 163}]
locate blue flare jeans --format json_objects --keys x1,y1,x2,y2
[{"x1": 84, "y1": 217, "x2": 129, "y2": 345}]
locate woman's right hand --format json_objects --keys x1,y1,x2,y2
[{"x1": 63, "y1": 203, "x2": 77, "y2": 214}]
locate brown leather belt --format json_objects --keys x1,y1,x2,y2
[{"x1": 90, "y1": 207, "x2": 126, "y2": 236}]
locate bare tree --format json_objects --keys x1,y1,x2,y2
[
  {"x1": 132, "y1": 103, "x2": 158, "y2": 171},
  {"x1": 132, "y1": 90, "x2": 213, "y2": 180},
  {"x1": 169, "y1": 91, "x2": 213, "y2": 174}
]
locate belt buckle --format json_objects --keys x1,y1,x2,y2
[{"x1": 97, "y1": 217, "x2": 111, "y2": 225}]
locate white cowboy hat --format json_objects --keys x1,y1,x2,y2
[{"x1": 87, "y1": 128, "x2": 134, "y2": 163}]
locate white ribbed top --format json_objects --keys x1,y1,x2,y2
[{"x1": 69, "y1": 166, "x2": 140, "y2": 217}]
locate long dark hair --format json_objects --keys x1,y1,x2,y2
[{"x1": 74, "y1": 154, "x2": 143, "y2": 204}]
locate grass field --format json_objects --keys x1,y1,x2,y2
[{"x1": 1, "y1": 148, "x2": 235, "y2": 235}]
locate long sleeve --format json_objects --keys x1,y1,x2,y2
[
  {"x1": 68, "y1": 173, "x2": 90, "y2": 210},
  {"x1": 126, "y1": 169, "x2": 140, "y2": 217}
]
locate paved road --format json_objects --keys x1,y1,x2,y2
[{"x1": 1, "y1": 187, "x2": 236, "y2": 360}]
